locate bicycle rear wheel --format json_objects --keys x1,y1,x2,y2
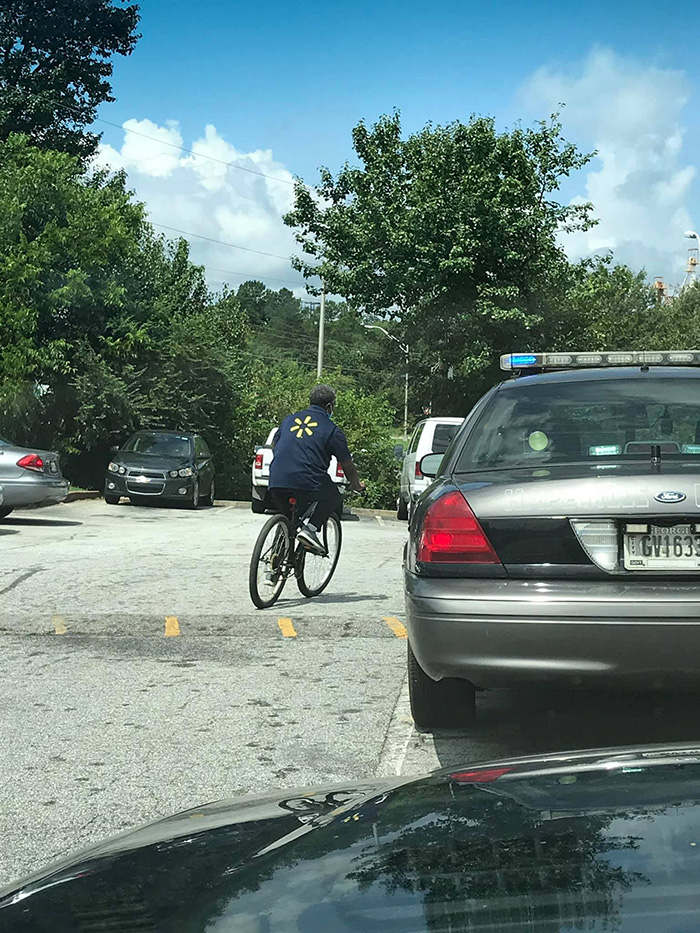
[
  {"x1": 296, "y1": 513, "x2": 342, "y2": 597},
  {"x1": 249, "y1": 514, "x2": 292, "y2": 609}
]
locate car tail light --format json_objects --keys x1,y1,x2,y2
[
  {"x1": 335, "y1": 463, "x2": 345, "y2": 478},
  {"x1": 418, "y1": 490, "x2": 499, "y2": 563},
  {"x1": 415, "y1": 461, "x2": 422, "y2": 478},
  {"x1": 17, "y1": 454, "x2": 45, "y2": 473},
  {"x1": 450, "y1": 767, "x2": 512, "y2": 783},
  {"x1": 254, "y1": 453, "x2": 263, "y2": 469}
]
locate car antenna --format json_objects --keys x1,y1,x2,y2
[{"x1": 651, "y1": 443, "x2": 662, "y2": 472}]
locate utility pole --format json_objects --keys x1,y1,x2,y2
[
  {"x1": 403, "y1": 364, "x2": 409, "y2": 442},
  {"x1": 316, "y1": 285, "x2": 326, "y2": 379}
]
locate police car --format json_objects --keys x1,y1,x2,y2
[{"x1": 405, "y1": 351, "x2": 700, "y2": 729}]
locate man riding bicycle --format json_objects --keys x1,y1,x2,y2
[{"x1": 269, "y1": 384, "x2": 364, "y2": 553}]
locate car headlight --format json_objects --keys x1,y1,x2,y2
[
  {"x1": 178, "y1": 467, "x2": 193, "y2": 477},
  {"x1": 108, "y1": 462, "x2": 119, "y2": 473},
  {"x1": 119, "y1": 466, "x2": 126, "y2": 474},
  {"x1": 169, "y1": 470, "x2": 179, "y2": 478}
]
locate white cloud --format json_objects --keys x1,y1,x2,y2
[
  {"x1": 520, "y1": 48, "x2": 697, "y2": 285},
  {"x1": 93, "y1": 119, "x2": 310, "y2": 293}
]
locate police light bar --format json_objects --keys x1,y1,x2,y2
[{"x1": 500, "y1": 351, "x2": 700, "y2": 372}]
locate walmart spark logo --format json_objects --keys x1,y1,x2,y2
[{"x1": 290, "y1": 415, "x2": 318, "y2": 438}]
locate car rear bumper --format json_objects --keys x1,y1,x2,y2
[
  {"x1": 1, "y1": 478, "x2": 69, "y2": 508},
  {"x1": 405, "y1": 572, "x2": 700, "y2": 689}
]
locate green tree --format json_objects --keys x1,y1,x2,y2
[
  {"x1": 285, "y1": 111, "x2": 596, "y2": 410},
  {"x1": 0, "y1": 0, "x2": 140, "y2": 159},
  {"x1": 0, "y1": 135, "x2": 253, "y2": 494}
]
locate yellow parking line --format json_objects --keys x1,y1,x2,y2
[
  {"x1": 278, "y1": 617, "x2": 297, "y2": 638},
  {"x1": 383, "y1": 616, "x2": 407, "y2": 639},
  {"x1": 53, "y1": 615, "x2": 67, "y2": 635},
  {"x1": 164, "y1": 616, "x2": 180, "y2": 637}
]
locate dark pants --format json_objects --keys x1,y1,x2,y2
[{"x1": 270, "y1": 475, "x2": 342, "y2": 528}]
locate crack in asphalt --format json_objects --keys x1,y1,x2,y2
[{"x1": 0, "y1": 568, "x2": 43, "y2": 597}]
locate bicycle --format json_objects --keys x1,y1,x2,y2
[{"x1": 248, "y1": 496, "x2": 343, "y2": 609}]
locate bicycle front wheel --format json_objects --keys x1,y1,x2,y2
[
  {"x1": 249, "y1": 514, "x2": 292, "y2": 609},
  {"x1": 297, "y1": 513, "x2": 342, "y2": 598}
]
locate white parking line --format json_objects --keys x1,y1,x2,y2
[{"x1": 375, "y1": 678, "x2": 414, "y2": 776}]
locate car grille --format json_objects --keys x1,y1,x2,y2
[{"x1": 126, "y1": 469, "x2": 166, "y2": 496}]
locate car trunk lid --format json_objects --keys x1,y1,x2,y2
[
  {"x1": 1, "y1": 447, "x2": 63, "y2": 480},
  {"x1": 454, "y1": 464, "x2": 700, "y2": 578}
]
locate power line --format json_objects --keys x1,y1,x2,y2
[
  {"x1": 92, "y1": 113, "x2": 298, "y2": 187},
  {"x1": 206, "y1": 267, "x2": 304, "y2": 287},
  {"x1": 151, "y1": 222, "x2": 297, "y2": 262}
]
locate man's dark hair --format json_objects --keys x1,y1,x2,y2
[{"x1": 309, "y1": 384, "x2": 336, "y2": 408}]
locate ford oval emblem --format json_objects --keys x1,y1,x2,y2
[{"x1": 654, "y1": 490, "x2": 686, "y2": 504}]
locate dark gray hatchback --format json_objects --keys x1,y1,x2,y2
[
  {"x1": 405, "y1": 354, "x2": 700, "y2": 729},
  {"x1": 104, "y1": 431, "x2": 216, "y2": 509}
]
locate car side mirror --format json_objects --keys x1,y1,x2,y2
[
  {"x1": 110, "y1": 445, "x2": 119, "y2": 454},
  {"x1": 393, "y1": 444, "x2": 404, "y2": 460},
  {"x1": 419, "y1": 453, "x2": 443, "y2": 478}
]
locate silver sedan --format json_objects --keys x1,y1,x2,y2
[
  {"x1": 406, "y1": 354, "x2": 700, "y2": 729},
  {"x1": 0, "y1": 437, "x2": 69, "y2": 519}
]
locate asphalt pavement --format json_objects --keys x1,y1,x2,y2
[{"x1": 3, "y1": 498, "x2": 700, "y2": 887}]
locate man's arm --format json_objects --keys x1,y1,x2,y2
[
  {"x1": 339, "y1": 458, "x2": 365, "y2": 494},
  {"x1": 331, "y1": 427, "x2": 365, "y2": 493}
]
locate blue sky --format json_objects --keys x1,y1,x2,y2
[{"x1": 96, "y1": 0, "x2": 700, "y2": 292}]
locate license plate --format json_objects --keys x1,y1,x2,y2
[
  {"x1": 624, "y1": 525, "x2": 700, "y2": 570},
  {"x1": 49, "y1": 461, "x2": 58, "y2": 474}
]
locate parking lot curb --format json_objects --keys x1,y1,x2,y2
[
  {"x1": 65, "y1": 490, "x2": 101, "y2": 502},
  {"x1": 62, "y1": 494, "x2": 398, "y2": 519},
  {"x1": 225, "y1": 500, "x2": 396, "y2": 518}
]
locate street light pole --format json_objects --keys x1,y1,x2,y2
[
  {"x1": 316, "y1": 285, "x2": 326, "y2": 379},
  {"x1": 363, "y1": 324, "x2": 409, "y2": 439}
]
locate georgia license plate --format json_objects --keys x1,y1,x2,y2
[{"x1": 624, "y1": 525, "x2": 700, "y2": 570}]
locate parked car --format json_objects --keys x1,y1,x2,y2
[
  {"x1": 406, "y1": 351, "x2": 700, "y2": 729},
  {"x1": 3, "y1": 742, "x2": 699, "y2": 931},
  {"x1": 0, "y1": 436, "x2": 69, "y2": 519},
  {"x1": 105, "y1": 431, "x2": 215, "y2": 509},
  {"x1": 251, "y1": 426, "x2": 346, "y2": 513},
  {"x1": 396, "y1": 416, "x2": 464, "y2": 520}
]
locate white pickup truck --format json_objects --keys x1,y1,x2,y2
[{"x1": 251, "y1": 427, "x2": 347, "y2": 513}]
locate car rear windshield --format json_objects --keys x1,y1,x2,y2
[
  {"x1": 456, "y1": 377, "x2": 700, "y2": 471},
  {"x1": 123, "y1": 434, "x2": 192, "y2": 458},
  {"x1": 432, "y1": 422, "x2": 462, "y2": 454}
]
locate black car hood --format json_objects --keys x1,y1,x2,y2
[
  {"x1": 5, "y1": 744, "x2": 700, "y2": 931},
  {"x1": 111, "y1": 453, "x2": 190, "y2": 472}
]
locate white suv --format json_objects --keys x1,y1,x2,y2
[{"x1": 397, "y1": 417, "x2": 464, "y2": 520}]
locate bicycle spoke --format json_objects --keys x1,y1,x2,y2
[
  {"x1": 250, "y1": 517, "x2": 291, "y2": 608},
  {"x1": 300, "y1": 518, "x2": 340, "y2": 591}
]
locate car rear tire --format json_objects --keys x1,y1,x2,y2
[
  {"x1": 0, "y1": 507, "x2": 13, "y2": 519},
  {"x1": 407, "y1": 641, "x2": 476, "y2": 730},
  {"x1": 397, "y1": 496, "x2": 408, "y2": 521},
  {"x1": 104, "y1": 493, "x2": 120, "y2": 505},
  {"x1": 251, "y1": 496, "x2": 267, "y2": 514}
]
